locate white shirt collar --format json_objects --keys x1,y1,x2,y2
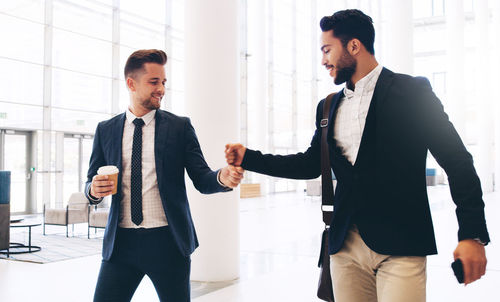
[
  {"x1": 125, "y1": 108, "x2": 156, "y2": 126},
  {"x1": 343, "y1": 64, "x2": 383, "y2": 98}
]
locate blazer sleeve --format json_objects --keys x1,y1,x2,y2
[
  {"x1": 241, "y1": 100, "x2": 323, "y2": 180},
  {"x1": 414, "y1": 77, "x2": 490, "y2": 244},
  {"x1": 183, "y1": 118, "x2": 231, "y2": 194},
  {"x1": 85, "y1": 123, "x2": 104, "y2": 205}
]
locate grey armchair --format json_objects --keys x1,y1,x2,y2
[
  {"x1": 43, "y1": 192, "x2": 89, "y2": 237},
  {"x1": 88, "y1": 204, "x2": 109, "y2": 239},
  {"x1": 0, "y1": 171, "x2": 10, "y2": 256}
]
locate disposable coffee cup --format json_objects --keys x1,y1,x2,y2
[{"x1": 97, "y1": 165, "x2": 119, "y2": 195}]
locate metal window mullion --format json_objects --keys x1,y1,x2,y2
[
  {"x1": 291, "y1": 0, "x2": 297, "y2": 151},
  {"x1": 267, "y1": 0, "x2": 275, "y2": 193},
  {"x1": 290, "y1": 0, "x2": 298, "y2": 192},
  {"x1": 311, "y1": 0, "x2": 319, "y2": 125},
  {"x1": 43, "y1": 0, "x2": 54, "y2": 208},
  {"x1": 111, "y1": 0, "x2": 120, "y2": 115},
  {"x1": 240, "y1": 0, "x2": 249, "y2": 148},
  {"x1": 78, "y1": 137, "x2": 83, "y2": 192},
  {"x1": 164, "y1": 0, "x2": 173, "y2": 111},
  {"x1": 25, "y1": 132, "x2": 35, "y2": 213}
]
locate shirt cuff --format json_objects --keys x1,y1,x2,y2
[
  {"x1": 473, "y1": 238, "x2": 488, "y2": 246},
  {"x1": 87, "y1": 184, "x2": 102, "y2": 202},
  {"x1": 217, "y1": 170, "x2": 230, "y2": 188}
]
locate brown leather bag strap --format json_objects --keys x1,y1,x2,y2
[{"x1": 321, "y1": 93, "x2": 336, "y2": 226}]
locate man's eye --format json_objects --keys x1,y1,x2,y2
[
  {"x1": 150, "y1": 82, "x2": 158, "y2": 85},
  {"x1": 324, "y1": 50, "x2": 330, "y2": 54}
]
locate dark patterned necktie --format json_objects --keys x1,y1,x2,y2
[{"x1": 131, "y1": 118, "x2": 145, "y2": 225}]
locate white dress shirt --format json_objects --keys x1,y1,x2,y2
[
  {"x1": 333, "y1": 64, "x2": 383, "y2": 165},
  {"x1": 120, "y1": 109, "x2": 168, "y2": 228}
]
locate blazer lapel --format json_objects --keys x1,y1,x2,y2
[
  {"x1": 354, "y1": 67, "x2": 394, "y2": 167},
  {"x1": 154, "y1": 110, "x2": 169, "y2": 188},
  {"x1": 327, "y1": 90, "x2": 344, "y2": 143},
  {"x1": 111, "y1": 113, "x2": 126, "y2": 200}
]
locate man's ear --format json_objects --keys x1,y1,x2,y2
[
  {"x1": 348, "y1": 39, "x2": 362, "y2": 56},
  {"x1": 126, "y1": 77, "x2": 135, "y2": 92}
]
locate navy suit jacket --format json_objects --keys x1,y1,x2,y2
[
  {"x1": 85, "y1": 109, "x2": 229, "y2": 260},
  {"x1": 242, "y1": 68, "x2": 490, "y2": 256}
]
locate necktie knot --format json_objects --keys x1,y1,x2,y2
[{"x1": 133, "y1": 118, "x2": 145, "y2": 127}]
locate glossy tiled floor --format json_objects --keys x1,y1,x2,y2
[{"x1": 0, "y1": 185, "x2": 499, "y2": 301}]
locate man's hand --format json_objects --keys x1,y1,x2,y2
[
  {"x1": 90, "y1": 175, "x2": 114, "y2": 199},
  {"x1": 220, "y1": 165, "x2": 244, "y2": 188},
  {"x1": 453, "y1": 239, "x2": 487, "y2": 285},
  {"x1": 225, "y1": 143, "x2": 247, "y2": 166}
]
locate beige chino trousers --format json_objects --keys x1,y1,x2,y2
[{"x1": 330, "y1": 225, "x2": 427, "y2": 302}]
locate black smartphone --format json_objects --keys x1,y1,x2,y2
[{"x1": 451, "y1": 258, "x2": 464, "y2": 284}]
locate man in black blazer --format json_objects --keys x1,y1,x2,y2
[
  {"x1": 85, "y1": 49, "x2": 243, "y2": 302},
  {"x1": 226, "y1": 9, "x2": 489, "y2": 302}
]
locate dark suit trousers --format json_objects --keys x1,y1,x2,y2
[{"x1": 93, "y1": 226, "x2": 191, "y2": 302}]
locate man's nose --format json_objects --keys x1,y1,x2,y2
[
  {"x1": 157, "y1": 85, "x2": 165, "y2": 95},
  {"x1": 321, "y1": 53, "x2": 328, "y2": 66}
]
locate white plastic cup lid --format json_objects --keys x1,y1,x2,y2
[{"x1": 97, "y1": 165, "x2": 119, "y2": 175}]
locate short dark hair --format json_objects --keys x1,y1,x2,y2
[
  {"x1": 320, "y1": 9, "x2": 375, "y2": 55},
  {"x1": 124, "y1": 49, "x2": 167, "y2": 79}
]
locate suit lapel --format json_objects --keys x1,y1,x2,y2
[
  {"x1": 353, "y1": 67, "x2": 394, "y2": 167},
  {"x1": 111, "y1": 113, "x2": 126, "y2": 199},
  {"x1": 154, "y1": 110, "x2": 169, "y2": 187},
  {"x1": 327, "y1": 90, "x2": 344, "y2": 143}
]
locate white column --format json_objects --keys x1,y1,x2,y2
[
  {"x1": 184, "y1": 0, "x2": 240, "y2": 281},
  {"x1": 475, "y1": 0, "x2": 494, "y2": 192},
  {"x1": 111, "y1": 0, "x2": 120, "y2": 115},
  {"x1": 247, "y1": 0, "x2": 269, "y2": 194},
  {"x1": 383, "y1": 0, "x2": 413, "y2": 74},
  {"x1": 494, "y1": 0, "x2": 500, "y2": 191},
  {"x1": 445, "y1": 0, "x2": 466, "y2": 137}
]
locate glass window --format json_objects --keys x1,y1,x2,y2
[
  {"x1": 119, "y1": 80, "x2": 130, "y2": 112},
  {"x1": 0, "y1": 0, "x2": 45, "y2": 23},
  {"x1": 52, "y1": 68, "x2": 112, "y2": 113},
  {"x1": 0, "y1": 102, "x2": 43, "y2": 129},
  {"x1": 51, "y1": 108, "x2": 110, "y2": 133},
  {"x1": 413, "y1": 0, "x2": 433, "y2": 19},
  {"x1": 170, "y1": 58, "x2": 184, "y2": 92},
  {"x1": 63, "y1": 136, "x2": 79, "y2": 203},
  {"x1": 0, "y1": 14, "x2": 44, "y2": 64},
  {"x1": 53, "y1": 0, "x2": 112, "y2": 41},
  {"x1": 52, "y1": 28, "x2": 112, "y2": 77},
  {"x1": 81, "y1": 136, "x2": 93, "y2": 189},
  {"x1": 120, "y1": 12, "x2": 165, "y2": 50},
  {"x1": 120, "y1": 0, "x2": 166, "y2": 23},
  {"x1": 4, "y1": 133, "x2": 27, "y2": 212},
  {"x1": 171, "y1": 0, "x2": 184, "y2": 31},
  {"x1": 0, "y1": 58, "x2": 44, "y2": 106},
  {"x1": 432, "y1": 0, "x2": 445, "y2": 16}
]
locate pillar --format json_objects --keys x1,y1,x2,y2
[{"x1": 184, "y1": 0, "x2": 240, "y2": 281}]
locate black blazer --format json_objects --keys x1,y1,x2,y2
[
  {"x1": 85, "y1": 109, "x2": 230, "y2": 260},
  {"x1": 242, "y1": 68, "x2": 490, "y2": 256}
]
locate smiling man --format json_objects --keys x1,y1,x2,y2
[
  {"x1": 85, "y1": 49, "x2": 244, "y2": 302},
  {"x1": 225, "y1": 9, "x2": 489, "y2": 302}
]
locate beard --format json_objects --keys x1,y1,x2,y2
[
  {"x1": 141, "y1": 97, "x2": 161, "y2": 110},
  {"x1": 333, "y1": 50, "x2": 357, "y2": 85}
]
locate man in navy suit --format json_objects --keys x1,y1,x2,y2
[
  {"x1": 226, "y1": 9, "x2": 489, "y2": 302},
  {"x1": 85, "y1": 49, "x2": 244, "y2": 302}
]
